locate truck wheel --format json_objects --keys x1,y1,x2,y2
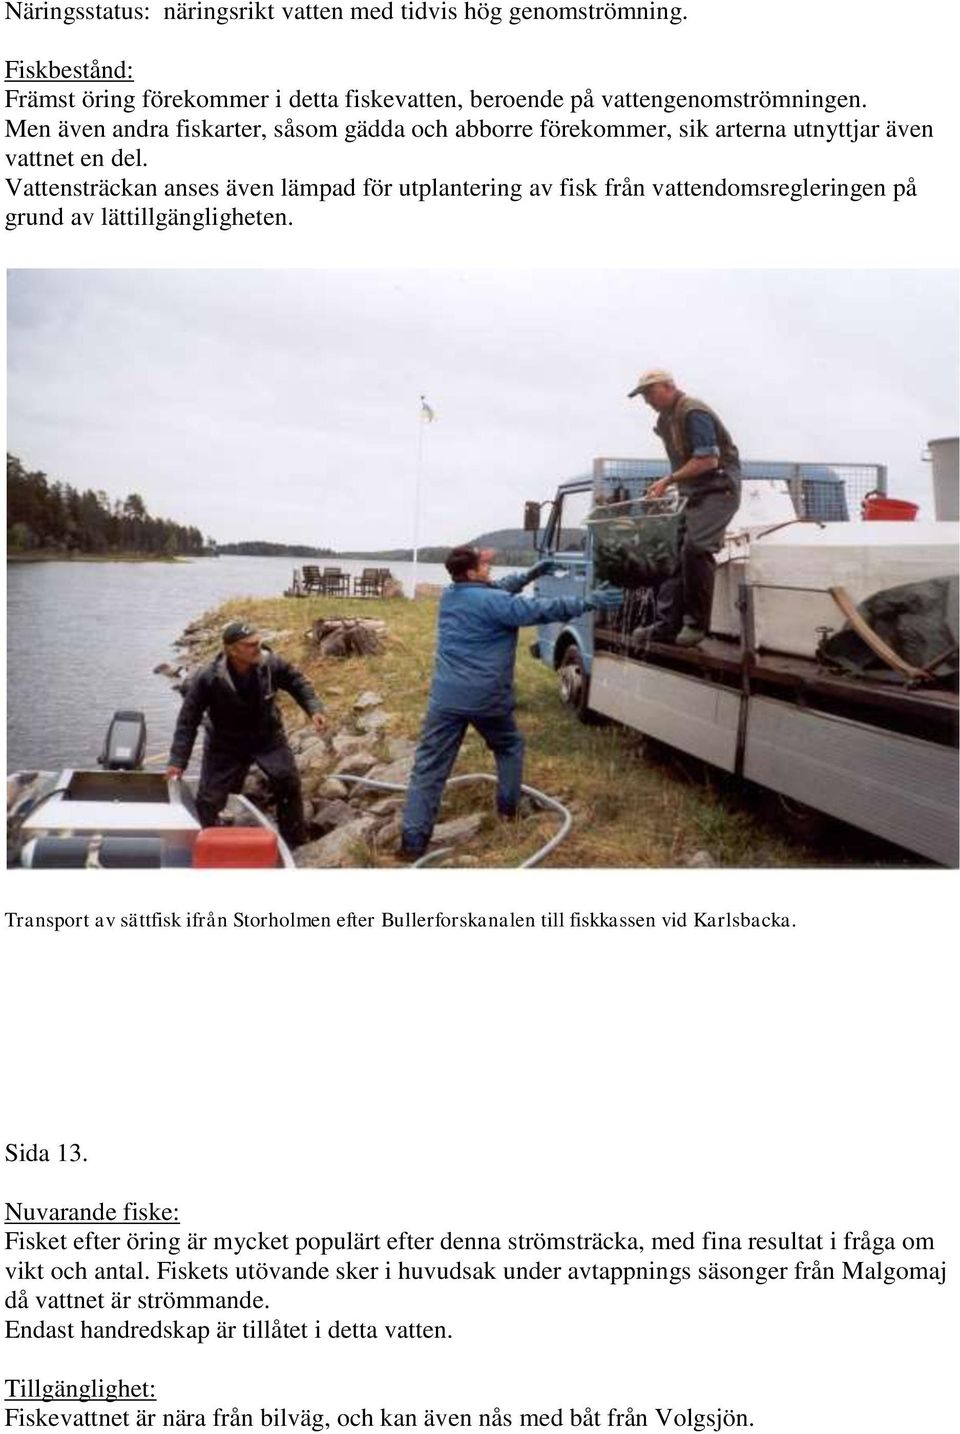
[
  {"x1": 558, "y1": 643, "x2": 594, "y2": 723},
  {"x1": 771, "y1": 792, "x2": 829, "y2": 844}
]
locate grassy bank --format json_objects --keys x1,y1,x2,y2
[{"x1": 185, "y1": 593, "x2": 918, "y2": 869}]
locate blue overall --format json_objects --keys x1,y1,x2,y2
[{"x1": 401, "y1": 575, "x2": 587, "y2": 855}]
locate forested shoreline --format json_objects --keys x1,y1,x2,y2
[
  {"x1": 216, "y1": 541, "x2": 336, "y2": 558},
  {"x1": 7, "y1": 455, "x2": 538, "y2": 564},
  {"x1": 7, "y1": 455, "x2": 209, "y2": 558}
]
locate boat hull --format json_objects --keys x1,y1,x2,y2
[{"x1": 8, "y1": 769, "x2": 293, "y2": 869}]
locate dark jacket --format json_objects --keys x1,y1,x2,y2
[
  {"x1": 655, "y1": 392, "x2": 741, "y2": 496},
  {"x1": 169, "y1": 650, "x2": 323, "y2": 767},
  {"x1": 429, "y1": 573, "x2": 587, "y2": 716}
]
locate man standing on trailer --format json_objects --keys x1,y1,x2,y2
[
  {"x1": 628, "y1": 369, "x2": 742, "y2": 647},
  {"x1": 399, "y1": 546, "x2": 620, "y2": 861},
  {"x1": 166, "y1": 619, "x2": 326, "y2": 848}
]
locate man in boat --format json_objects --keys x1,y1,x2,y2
[
  {"x1": 628, "y1": 369, "x2": 742, "y2": 648},
  {"x1": 399, "y1": 547, "x2": 621, "y2": 861},
  {"x1": 166, "y1": 619, "x2": 325, "y2": 848}
]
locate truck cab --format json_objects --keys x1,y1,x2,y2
[
  {"x1": 528, "y1": 460, "x2": 667, "y2": 714},
  {"x1": 528, "y1": 477, "x2": 594, "y2": 697}
]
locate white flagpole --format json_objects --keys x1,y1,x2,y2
[
  {"x1": 412, "y1": 395, "x2": 433, "y2": 598},
  {"x1": 412, "y1": 408, "x2": 424, "y2": 598}
]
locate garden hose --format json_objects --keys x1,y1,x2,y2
[{"x1": 339, "y1": 772, "x2": 572, "y2": 868}]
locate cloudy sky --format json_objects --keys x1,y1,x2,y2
[{"x1": 7, "y1": 269, "x2": 957, "y2": 548}]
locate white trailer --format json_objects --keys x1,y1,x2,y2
[{"x1": 588, "y1": 621, "x2": 957, "y2": 866}]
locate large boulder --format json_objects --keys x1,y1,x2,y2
[
  {"x1": 315, "y1": 777, "x2": 350, "y2": 800},
  {"x1": 289, "y1": 728, "x2": 326, "y2": 757},
  {"x1": 374, "y1": 814, "x2": 403, "y2": 847},
  {"x1": 174, "y1": 623, "x2": 216, "y2": 649},
  {"x1": 356, "y1": 709, "x2": 391, "y2": 735},
  {"x1": 373, "y1": 812, "x2": 483, "y2": 858},
  {"x1": 366, "y1": 796, "x2": 404, "y2": 816},
  {"x1": 310, "y1": 799, "x2": 357, "y2": 834},
  {"x1": 302, "y1": 763, "x2": 339, "y2": 799},
  {"x1": 294, "y1": 744, "x2": 330, "y2": 776},
  {"x1": 384, "y1": 737, "x2": 417, "y2": 763},
  {"x1": 294, "y1": 816, "x2": 378, "y2": 868},
  {"x1": 683, "y1": 849, "x2": 716, "y2": 868},
  {"x1": 334, "y1": 750, "x2": 380, "y2": 778},
  {"x1": 431, "y1": 813, "x2": 484, "y2": 847},
  {"x1": 331, "y1": 732, "x2": 378, "y2": 758},
  {"x1": 366, "y1": 756, "x2": 415, "y2": 786}
]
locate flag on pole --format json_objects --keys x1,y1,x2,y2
[{"x1": 420, "y1": 395, "x2": 436, "y2": 422}]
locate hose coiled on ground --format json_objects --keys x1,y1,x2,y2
[{"x1": 339, "y1": 773, "x2": 572, "y2": 868}]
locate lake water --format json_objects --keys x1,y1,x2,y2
[{"x1": 6, "y1": 555, "x2": 457, "y2": 772}]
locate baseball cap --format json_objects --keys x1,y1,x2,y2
[
  {"x1": 627, "y1": 368, "x2": 675, "y2": 397},
  {"x1": 222, "y1": 619, "x2": 259, "y2": 645}
]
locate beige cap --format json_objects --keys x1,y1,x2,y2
[{"x1": 628, "y1": 368, "x2": 675, "y2": 397}]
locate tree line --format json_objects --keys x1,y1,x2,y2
[
  {"x1": 7, "y1": 455, "x2": 210, "y2": 557},
  {"x1": 217, "y1": 541, "x2": 335, "y2": 558}
]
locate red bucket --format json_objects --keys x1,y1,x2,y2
[{"x1": 862, "y1": 493, "x2": 919, "y2": 521}]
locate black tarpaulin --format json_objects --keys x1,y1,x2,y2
[{"x1": 820, "y1": 577, "x2": 959, "y2": 684}]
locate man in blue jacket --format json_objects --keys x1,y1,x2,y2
[{"x1": 400, "y1": 546, "x2": 617, "y2": 860}]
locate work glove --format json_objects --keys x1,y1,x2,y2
[
  {"x1": 523, "y1": 559, "x2": 560, "y2": 583},
  {"x1": 584, "y1": 584, "x2": 625, "y2": 612}
]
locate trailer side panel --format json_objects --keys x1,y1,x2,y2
[
  {"x1": 591, "y1": 654, "x2": 741, "y2": 772},
  {"x1": 743, "y1": 696, "x2": 959, "y2": 866}
]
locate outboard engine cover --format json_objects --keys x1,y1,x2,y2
[{"x1": 99, "y1": 710, "x2": 147, "y2": 771}]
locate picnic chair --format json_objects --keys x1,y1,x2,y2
[
  {"x1": 321, "y1": 566, "x2": 349, "y2": 597},
  {"x1": 301, "y1": 564, "x2": 322, "y2": 593},
  {"x1": 353, "y1": 567, "x2": 381, "y2": 597}
]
